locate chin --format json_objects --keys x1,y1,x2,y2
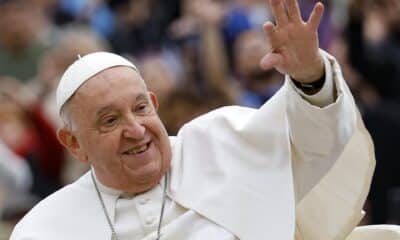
[
  {"x1": 128, "y1": 173, "x2": 162, "y2": 194},
  {"x1": 122, "y1": 158, "x2": 170, "y2": 193},
  {"x1": 132, "y1": 162, "x2": 164, "y2": 184}
]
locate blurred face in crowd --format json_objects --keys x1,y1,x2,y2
[
  {"x1": 38, "y1": 29, "x2": 108, "y2": 91},
  {"x1": 384, "y1": 0, "x2": 400, "y2": 29},
  {"x1": 0, "y1": 2, "x2": 40, "y2": 52},
  {"x1": 140, "y1": 56, "x2": 176, "y2": 103},
  {"x1": 234, "y1": 30, "x2": 282, "y2": 92},
  {"x1": 58, "y1": 67, "x2": 171, "y2": 194},
  {"x1": 0, "y1": 78, "x2": 31, "y2": 151},
  {"x1": 32, "y1": 0, "x2": 58, "y2": 11},
  {"x1": 366, "y1": 0, "x2": 400, "y2": 31},
  {"x1": 0, "y1": 99, "x2": 28, "y2": 151},
  {"x1": 114, "y1": 0, "x2": 153, "y2": 26},
  {"x1": 234, "y1": 30, "x2": 269, "y2": 77}
]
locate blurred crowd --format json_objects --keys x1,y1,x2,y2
[{"x1": 0, "y1": 0, "x2": 399, "y2": 237}]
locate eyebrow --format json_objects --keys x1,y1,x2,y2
[{"x1": 95, "y1": 93, "x2": 148, "y2": 118}]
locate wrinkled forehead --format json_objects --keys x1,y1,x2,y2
[
  {"x1": 75, "y1": 66, "x2": 146, "y2": 99},
  {"x1": 64, "y1": 66, "x2": 148, "y2": 124},
  {"x1": 56, "y1": 52, "x2": 139, "y2": 114}
]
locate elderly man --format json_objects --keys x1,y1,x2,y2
[{"x1": 10, "y1": 0, "x2": 374, "y2": 239}]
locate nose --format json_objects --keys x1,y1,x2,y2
[{"x1": 122, "y1": 117, "x2": 145, "y2": 139}]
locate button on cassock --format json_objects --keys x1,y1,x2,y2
[
  {"x1": 145, "y1": 216, "x2": 156, "y2": 225},
  {"x1": 139, "y1": 198, "x2": 150, "y2": 205}
]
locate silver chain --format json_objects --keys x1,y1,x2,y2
[{"x1": 91, "y1": 170, "x2": 168, "y2": 240}]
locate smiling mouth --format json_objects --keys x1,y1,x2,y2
[{"x1": 123, "y1": 141, "x2": 151, "y2": 155}]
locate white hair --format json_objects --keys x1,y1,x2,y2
[{"x1": 60, "y1": 100, "x2": 76, "y2": 131}]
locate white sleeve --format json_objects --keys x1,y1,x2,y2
[
  {"x1": 287, "y1": 51, "x2": 375, "y2": 240},
  {"x1": 288, "y1": 49, "x2": 335, "y2": 108},
  {"x1": 286, "y1": 50, "x2": 357, "y2": 201}
]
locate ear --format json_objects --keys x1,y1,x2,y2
[
  {"x1": 149, "y1": 91, "x2": 159, "y2": 111},
  {"x1": 57, "y1": 128, "x2": 89, "y2": 163}
]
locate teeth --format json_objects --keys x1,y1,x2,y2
[{"x1": 125, "y1": 143, "x2": 148, "y2": 155}]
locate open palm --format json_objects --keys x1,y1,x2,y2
[{"x1": 260, "y1": 0, "x2": 325, "y2": 83}]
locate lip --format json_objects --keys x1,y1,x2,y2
[
  {"x1": 120, "y1": 140, "x2": 156, "y2": 171},
  {"x1": 121, "y1": 140, "x2": 152, "y2": 155}
]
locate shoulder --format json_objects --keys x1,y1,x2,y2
[
  {"x1": 24, "y1": 172, "x2": 91, "y2": 215},
  {"x1": 10, "y1": 173, "x2": 92, "y2": 239},
  {"x1": 179, "y1": 105, "x2": 256, "y2": 133}
]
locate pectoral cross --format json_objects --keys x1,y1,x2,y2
[{"x1": 111, "y1": 233, "x2": 117, "y2": 240}]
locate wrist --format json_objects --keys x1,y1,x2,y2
[
  {"x1": 292, "y1": 70, "x2": 326, "y2": 95},
  {"x1": 290, "y1": 54, "x2": 324, "y2": 83}
]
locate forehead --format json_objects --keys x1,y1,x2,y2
[
  {"x1": 76, "y1": 66, "x2": 145, "y2": 98},
  {"x1": 69, "y1": 66, "x2": 147, "y2": 113},
  {"x1": 235, "y1": 31, "x2": 268, "y2": 53}
]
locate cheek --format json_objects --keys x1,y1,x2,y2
[
  {"x1": 83, "y1": 131, "x2": 121, "y2": 159},
  {"x1": 146, "y1": 118, "x2": 170, "y2": 152},
  {"x1": 155, "y1": 124, "x2": 171, "y2": 162}
]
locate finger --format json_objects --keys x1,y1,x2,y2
[
  {"x1": 285, "y1": 0, "x2": 302, "y2": 22},
  {"x1": 307, "y1": 2, "x2": 324, "y2": 31},
  {"x1": 260, "y1": 53, "x2": 283, "y2": 70},
  {"x1": 263, "y1": 21, "x2": 286, "y2": 50},
  {"x1": 263, "y1": 21, "x2": 276, "y2": 37},
  {"x1": 269, "y1": 0, "x2": 289, "y2": 26}
]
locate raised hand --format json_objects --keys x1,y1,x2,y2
[{"x1": 260, "y1": 0, "x2": 325, "y2": 83}]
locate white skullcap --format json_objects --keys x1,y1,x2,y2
[{"x1": 56, "y1": 52, "x2": 137, "y2": 115}]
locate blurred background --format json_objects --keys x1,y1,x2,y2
[{"x1": 0, "y1": 0, "x2": 399, "y2": 238}]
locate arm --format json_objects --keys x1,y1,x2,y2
[
  {"x1": 200, "y1": 21, "x2": 237, "y2": 104},
  {"x1": 194, "y1": 0, "x2": 238, "y2": 104},
  {"x1": 262, "y1": 1, "x2": 375, "y2": 239},
  {"x1": 260, "y1": 0, "x2": 355, "y2": 198},
  {"x1": 287, "y1": 50, "x2": 356, "y2": 200}
]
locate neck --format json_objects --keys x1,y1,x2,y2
[{"x1": 91, "y1": 168, "x2": 165, "y2": 196}]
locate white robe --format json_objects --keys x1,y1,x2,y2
[{"x1": 10, "y1": 51, "x2": 375, "y2": 240}]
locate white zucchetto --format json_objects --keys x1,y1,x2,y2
[{"x1": 56, "y1": 52, "x2": 137, "y2": 115}]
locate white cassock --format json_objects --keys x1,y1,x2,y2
[{"x1": 10, "y1": 51, "x2": 375, "y2": 240}]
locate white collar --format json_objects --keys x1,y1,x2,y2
[{"x1": 91, "y1": 168, "x2": 122, "y2": 197}]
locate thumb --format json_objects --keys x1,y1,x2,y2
[{"x1": 260, "y1": 53, "x2": 283, "y2": 70}]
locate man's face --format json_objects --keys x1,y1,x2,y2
[
  {"x1": 234, "y1": 30, "x2": 269, "y2": 77},
  {"x1": 0, "y1": 3, "x2": 38, "y2": 52},
  {"x1": 65, "y1": 66, "x2": 171, "y2": 194}
]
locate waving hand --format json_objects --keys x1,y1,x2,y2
[{"x1": 260, "y1": 0, "x2": 325, "y2": 83}]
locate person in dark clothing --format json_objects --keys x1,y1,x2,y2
[
  {"x1": 345, "y1": 0, "x2": 400, "y2": 224},
  {"x1": 107, "y1": 0, "x2": 180, "y2": 56}
]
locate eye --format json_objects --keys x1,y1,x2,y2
[
  {"x1": 135, "y1": 102, "x2": 152, "y2": 115},
  {"x1": 101, "y1": 115, "x2": 119, "y2": 127}
]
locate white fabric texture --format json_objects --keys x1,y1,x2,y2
[
  {"x1": 92, "y1": 169, "x2": 237, "y2": 240},
  {"x1": 346, "y1": 225, "x2": 400, "y2": 240},
  {"x1": 10, "y1": 51, "x2": 374, "y2": 240},
  {"x1": 293, "y1": 56, "x2": 375, "y2": 240}
]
